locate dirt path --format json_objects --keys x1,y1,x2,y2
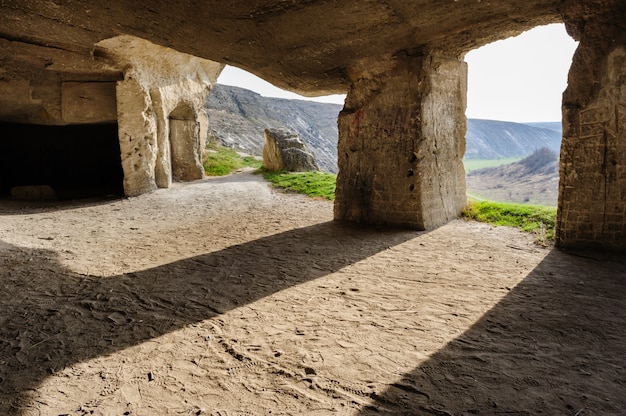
[{"x1": 1, "y1": 171, "x2": 625, "y2": 415}]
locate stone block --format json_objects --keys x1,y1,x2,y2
[
  {"x1": 334, "y1": 54, "x2": 466, "y2": 230},
  {"x1": 262, "y1": 129, "x2": 319, "y2": 172}
]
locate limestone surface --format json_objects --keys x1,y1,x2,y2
[
  {"x1": 0, "y1": 0, "x2": 625, "y2": 249},
  {"x1": 0, "y1": 1, "x2": 568, "y2": 95},
  {"x1": 262, "y1": 129, "x2": 319, "y2": 172}
]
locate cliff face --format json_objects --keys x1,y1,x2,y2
[{"x1": 205, "y1": 85, "x2": 342, "y2": 173}]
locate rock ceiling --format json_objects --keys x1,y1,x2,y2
[{"x1": 0, "y1": 0, "x2": 588, "y2": 95}]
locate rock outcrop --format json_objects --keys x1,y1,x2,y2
[{"x1": 262, "y1": 129, "x2": 319, "y2": 172}]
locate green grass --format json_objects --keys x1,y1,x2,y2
[
  {"x1": 261, "y1": 170, "x2": 336, "y2": 200},
  {"x1": 203, "y1": 142, "x2": 261, "y2": 176},
  {"x1": 463, "y1": 158, "x2": 521, "y2": 172},
  {"x1": 201, "y1": 142, "x2": 335, "y2": 200},
  {"x1": 202, "y1": 143, "x2": 555, "y2": 241},
  {"x1": 462, "y1": 200, "x2": 557, "y2": 242}
]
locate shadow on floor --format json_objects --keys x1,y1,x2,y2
[
  {"x1": 0, "y1": 221, "x2": 419, "y2": 413},
  {"x1": 358, "y1": 249, "x2": 626, "y2": 415}
]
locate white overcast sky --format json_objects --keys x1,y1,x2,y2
[{"x1": 217, "y1": 23, "x2": 578, "y2": 123}]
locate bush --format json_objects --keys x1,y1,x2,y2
[{"x1": 519, "y1": 147, "x2": 558, "y2": 172}]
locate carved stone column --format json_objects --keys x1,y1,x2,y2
[
  {"x1": 557, "y1": 4, "x2": 626, "y2": 250},
  {"x1": 95, "y1": 35, "x2": 223, "y2": 197},
  {"x1": 334, "y1": 54, "x2": 467, "y2": 230}
]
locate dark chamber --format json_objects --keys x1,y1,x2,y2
[{"x1": 0, "y1": 122, "x2": 124, "y2": 199}]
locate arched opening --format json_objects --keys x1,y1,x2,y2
[
  {"x1": 464, "y1": 23, "x2": 578, "y2": 207},
  {"x1": 168, "y1": 103, "x2": 203, "y2": 182},
  {"x1": 0, "y1": 122, "x2": 124, "y2": 200}
]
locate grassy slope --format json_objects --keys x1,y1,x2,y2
[
  {"x1": 463, "y1": 200, "x2": 556, "y2": 242},
  {"x1": 262, "y1": 170, "x2": 336, "y2": 201},
  {"x1": 463, "y1": 158, "x2": 521, "y2": 172},
  {"x1": 203, "y1": 142, "x2": 261, "y2": 176}
]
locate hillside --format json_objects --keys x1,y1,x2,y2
[
  {"x1": 205, "y1": 85, "x2": 342, "y2": 173},
  {"x1": 465, "y1": 119, "x2": 561, "y2": 159},
  {"x1": 466, "y1": 147, "x2": 560, "y2": 206},
  {"x1": 204, "y1": 85, "x2": 562, "y2": 171},
  {"x1": 523, "y1": 121, "x2": 562, "y2": 134}
]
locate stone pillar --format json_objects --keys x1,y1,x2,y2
[
  {"x1": 334, "y1": 54, "x2": 467, "y2": 229},
  {"x1": 557, "y1": 9, "x2": 626, "y2": 251}
]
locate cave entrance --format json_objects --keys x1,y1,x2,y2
[
  {"x1": 463, "y1": 23, "x2": 577, "y2": 207},
  {"x1": 0, "y1": 122, "x2": 124, "y2": 200}
]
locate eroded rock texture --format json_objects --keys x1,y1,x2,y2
[
  {"x1": 557, "y1": 1, "x2": 626, "y2": 250},
  {"x1": 335, "y1": 54, "x2": 467, "y2": 229},
  {"x1": 95, "y1": 36, "x2": 222, "y2": 195},
  {"x1": 0, "y1": 1, "x2": 564, "y2": 95},
  {"x1": 263, "y1": 129, "x2": 319, "y2": 172},
  {"x1": 0, "y1": 0, "x2": 624, "y2": 249},
  {"x1": 0, "y1": 33, "x2": 222, "y2": 197}
]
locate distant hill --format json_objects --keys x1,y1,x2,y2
[
  {"x1": 466, "y1": 147, "x2": 559, "y2": 206},
  {"x1": 523, "y1": 122, "x2": 562, "y2": 135},
  {"x1": 205, "y1": 85, "x2": 563, "y2": 172}
]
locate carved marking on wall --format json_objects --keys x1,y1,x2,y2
[
  {"x1": 579, "y1": 106, "x2": 609, "y2": 139},
  {"x1": 352, "y1": 109, "x2": 365, "y2": 138}
]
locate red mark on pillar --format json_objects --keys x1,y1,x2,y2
[{"x1": 352, "y1": 109, "x2": 365, "y2": 138}]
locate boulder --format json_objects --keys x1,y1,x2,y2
[{"x1": 262, "y1": 129, "x2": 319, "y2": 172}]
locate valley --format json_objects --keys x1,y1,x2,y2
[{"x1": 466, "y1": 148, "x2": 559, "y2": 206}]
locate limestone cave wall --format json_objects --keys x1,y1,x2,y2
[
  {"x1": 0, "y1": 34, "x2": 223, "y2": 198},
  {"x1": 0, "y1": 0, "x2": 624, "y2": 250},
  {"x1": 557, "y1": 5, "x2": 626, "y2": 250}
]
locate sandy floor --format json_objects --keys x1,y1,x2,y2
[{"x1": 0, "y1": 171, "x2": 625, "y2": 416}]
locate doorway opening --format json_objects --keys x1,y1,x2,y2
[
  {"x1": 464, "y1": 23, "x2": 577, "y2": 207},
  {"x1": 0, "y1": 122, "x2": 124, "y2": 200},
  {"x1": 168, "y1": 103, "x2": 203, "y2": 182}
]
